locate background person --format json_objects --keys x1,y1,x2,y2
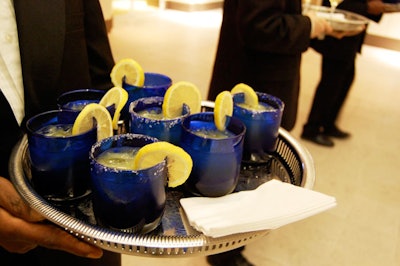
[
  {"x1": 206, "y1": 1, "x2": 337, "y2": 265},
  {"x1": 301, "y1": 0, "x2": 392, "y2": 146},
  {"x1": 207, "y1": 0, "x2": 334, "y2": 131}
]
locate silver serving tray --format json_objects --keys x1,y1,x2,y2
[
  {"x1": 307, "y1": 5, "x2": 370, "y2": 32},
  {"x1": 10, "y1": 103, "x2": 315, "y2": 257}
]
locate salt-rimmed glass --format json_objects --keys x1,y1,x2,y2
[
  {"x1": 122, "y1": 72, "x2": 172, "y2": 127},
  {"x1": 233, "y1": 92, "x2": 284, "y2": 164},
  {"x1": 129, "y1": 96, "x2": 189, "y2": 145},
  {"x1": 57, "y1": 89, "x2": 116, "y2": 121},
  {"x1": 180, "y1": 112, "x2": 246, "y2": 197},
  {"x1": 26, "y1": 110, "x2": 97, "y2": 202},
  {"x1": 89, "y1": 133, "x2": 167, "y2": 233}
]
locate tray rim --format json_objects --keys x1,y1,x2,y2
[
  {"x1": 306, "y1": 4, "x2": 370, "y2": 31},
  {"x1": 9, "y1": 105, "x2": 315, "y2": 256}
]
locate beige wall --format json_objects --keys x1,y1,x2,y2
[
  {"x1": 99, "y1": 0, "x2": 113, "y2": 32},
  {"x1": 99, "y1": 0, "x2": 113, "y2": 20},
  {"x1": 367, "y1": 12, "x2": 400, "y2": 40}
]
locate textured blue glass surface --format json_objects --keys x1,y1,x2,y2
[
  {"x1": 57, "y1": 89, "x2": 115, "y2": 121},
  {"x1": 122, "y1": 72, "x2": 172, "y2": 120},
  {"x1": 129, "y1": 96, "x2": 189, "y2": 145},
  {"x1": 26, "y1": 110, "x2": 97, "y2": 202},
  {"x1": 89, "y1": 134, "x2": 167, "y2": 233},
  {"x1": 233, "y1": 92, "x2": 284, "y2": 163},
  {"x1": 180, "y1": 112, "x2": 245, "y2": 197}
]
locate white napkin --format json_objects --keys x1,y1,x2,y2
[{"x1": 180, "y1": 180, "x2": 336, "y2": 238}]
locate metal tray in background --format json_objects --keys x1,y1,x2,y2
[
  {"x1": 10, "y1": 103, "x2": 315, "y2": 257},
  {"x1": 306, "y1": 5, "x2": 370, "y2": 31}
]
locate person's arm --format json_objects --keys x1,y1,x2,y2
[
  {"x1": 339, "y1": 0, "x2": 383, "y2": 21},
  {"x1": 383, "y1": 2, "x2": 400, "y2": 11},
  {"x1": 236, "y1": 0, "x2": 332, "y2": 54},
  {"x1": 0, "y1": 177, "x2": 103, "y2": 258}
]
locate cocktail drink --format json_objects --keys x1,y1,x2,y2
[
  {"x1": 232, "y1": 92, "x2": 284, "y2": 163},
  {"x1": 122, "y1": 72, "x2": 172, "y2": 122},
  {"x1": 26, "y1": 110, "x2": 97, "y2": 202},
  {"x1": 57, "y1": 89, "x2": 116, "y2": 121},
  {"x1": 129, "y1": 96, "x2": 189, "y2": 145},
  {"x1": 57, "y1": 89, "x2": 106, "y2": 111},
  {"x1": 180, "y1": 112, "x2": 245, "y2": 197},
  {"x1": 329, "y1": 0, "x2": 343, "y2": 12},
  {"x1": 123, "y1": 72, "x2": 172, "y2": 101},
  {"x1": 89, "y1": 134, "x2": 167, "y2": 233}
]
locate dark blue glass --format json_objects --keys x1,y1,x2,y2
[
  {"x1": 57, "y1": 89, "x2": 116, "y2": 122},
  {"x1": 90, "y1": 134, "x2": 167, "y2": 233},
  {"x1": 26, "y1": 110, "x2": 97, "y2": 202},
  {"x1": 129, "y1": 96, "x2": 189, "y2": 145},
  {"x1": 233, "y1": 92, "x2": 284, "y2": 163},
  {"x1": 122, "y1": 72, "x2": 172, "y2": 123},
  {"x1": 180, "y1": 112, "x2": 245, "y2": 197}
]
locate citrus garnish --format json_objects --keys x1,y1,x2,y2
[
  {"x1": 72, "y1": 103, "x2": 113, "y2": 141},
  {"x1": 162, "y1": 81, "x2": 202, "y2": 119},
  {"x1": 99, "y1": 86, "x2": 128, "y2": 130},
  {"x1": 110, "y1": 58, "x2": 145, "y2": 87},
  {"x1": 231, "y1": 83, "x2": 258, "y2": 108},
  {"x1": 133, "y1": 141, "x2": 193, "y2": 188},
  {"x1": 214, "y1": 91, "x2": 233, "y2": 131}
]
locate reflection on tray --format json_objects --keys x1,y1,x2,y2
[
  {"x1": 307, "y1": 5, "x2": 369, "y2": 32},
  {"x1": 11, "y1": 128, "x2": 313, "y2": 256},
  {"x1": 23, "y1": 154, "x2": 290, "y2": 237}
]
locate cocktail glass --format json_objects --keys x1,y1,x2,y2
[
  {"x1": 122, "y1": 72, "x2": 172, "y2": 127},
  {"x1": 57, "y1": 89, "x2": 105, "y2": 112},
  {"x1": 180, "y1": 112, "x2": 246, "y2": 197},
  {"x1": 232, "y1": 92, "x2": 284, "y2": 164},
  {"x1": 89, "y1": 133, "x2": 167, "y2": 233},
  {"x1": 57, "y1": 89, "x2": 116, "y2": 123},
  {"x1": 129, "y1": 96, "x2": 189, "y2": 145},
  {"x1": 26, "y1": 110, "x2": 97, "y2": 202}
]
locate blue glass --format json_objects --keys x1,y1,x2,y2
[
  {"x1": 180, "y1": 112, "x2": 245, "y2": 197},
  {"x1": 129, "y1": 96, "x2": 189, "y2": 145},
  {"x1": 233, "y1": 92, "x2": 284, "y2": 163},
  {"x1": 26, "y1": 110, "x2": 97, "y2": 202},
  {"x1": 57, "y1": 89, "x2": 105, "y2": 111},
  {"x1": 90, "y1": 134, "x2": 167, "y2": 233},
  {"x1": 122, "y1": 72, "x2": 172, "y2": 124},
  {"x1": 57, "y1": 89, "x2": 116, "y2": 122}
]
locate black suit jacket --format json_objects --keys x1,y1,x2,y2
[
  {"x1": 208, "y1": 0, "x2": 311, "y2": 130},
  {"x1": 1, "y1": 0, "x2": 114, "y2": 177}
]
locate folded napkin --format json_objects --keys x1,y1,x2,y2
[{"x1": 180, "y1": 180, "x2": 336, "y2": 238}]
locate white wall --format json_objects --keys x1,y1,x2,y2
[
  {"x1": 367, "y1": 12, "x2": 400, "y2": 40},
  {"x1": 99, "y1": 0, "x2": 113, "y2": 20}
]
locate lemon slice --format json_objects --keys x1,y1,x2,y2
[
  {"x1": 99, "y1": 86, "x2": 128, "y2": 130},
  {"x1": 214, "y1": 91, "x2": 233, "y2": 131},
  {"x1": 133, "y1": 142, "x2": 193, "y2": 188},
  {"x1": 162, "y1": 81, "x2": 202, "y2": 119},
  {"x1": 110, "y1": 58, "x2": 145, "y2": 87},
  {"x1": 72, "y1": 103, "x2": 113, "y2": 141},
  {"x1": 231, "y1": 83, "x2": 258, "y2": 108}
]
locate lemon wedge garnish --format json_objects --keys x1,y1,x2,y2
[
  {"x1": 72, "y1": 103, "x2": 113, "y2": 141},
  {"x1": 214, "y1": 91, "x2": 233, "y2": 131},
  {"x1": 231, "y1": 83, "x2": 258, "y2": 108},
  {"x1": 162, "y1": 81, "x2": 202, "y2": 119},
  {"x1": 133, "y1": 142, "x2": 193, "y2": 188},
  {"x1": 99, "y1": 86, "x2": 128, "y2": 130},
  {"x1": 110, "y1": 58, "x2": 145, "y2": 87}
]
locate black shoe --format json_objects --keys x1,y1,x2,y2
[
  {"x1": 323, "y1": 126, "x2": 350, "y2": 139},
  {"x1": 301, "y1": 132, "x2": 334, "y2": 147},
  {"x1": 207, "y1": 252, "x2": 254, "y2": 266}
]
